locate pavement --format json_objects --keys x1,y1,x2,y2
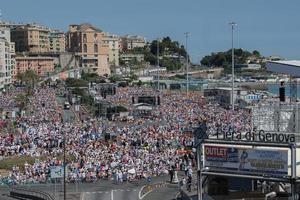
[{"x1": 0, "y1": 175, "x2": 181, "y2": 200}]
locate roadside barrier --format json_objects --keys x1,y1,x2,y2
[{"x1": 10, "y1": 187, "x2": 54, "y2": 200}]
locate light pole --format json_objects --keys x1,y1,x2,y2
[
  {"x1": 157, "y1": 38, "x2": 160, "y2": 91},
  {"x1": 229, "y1": 22, "x2": 237, "y2": 111},
  {"x1": 184, "y1": 32, "x2": 189, "y2": 95}
]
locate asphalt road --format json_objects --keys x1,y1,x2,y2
[
  {"x1": 57, "y1": 96, "x2": 76, "y2": 123},
  {"x1": 143, "y1": 184, "x2": 180, "y2": 200},
  {"x1": 6, "y1": 176, "x2": 174, "y2": 200}
]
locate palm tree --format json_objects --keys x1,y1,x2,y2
[
  {"x1": 15, "y1": 93, "x2": 28, "y2": 112},
  {"x1": 17, "y1": 70, "x2": 39, "y2": 94}
]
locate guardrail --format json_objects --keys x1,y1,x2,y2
[{"x1": 10, "y1": 187, "x2": 54, "y2": 200}]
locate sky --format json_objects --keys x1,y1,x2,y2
[{"x1": 1, "y1": 0, "x2": 300, "y2": 63}]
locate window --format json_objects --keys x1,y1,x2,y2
[
  {"x1": 94, "y1": 44, "x2": 98, "y2": 53},
  {"x1": 83, "y1": 44, "x2": 87, "y2": 53},
  {"x1": 94, "y1": 33, "x2": 97, "y2": 39},
  {"x1": 83, "y1": 34, "x2": 87, "y2": 43}
]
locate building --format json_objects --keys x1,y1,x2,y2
[
  {"x1": 11, "y1": 24, "x2": 50, "y2": 53},
  {"x1": 49, "y1": 30, "x2": 66, "y2": 53},
  {"x1": 204, "y1": 87, "x2": 248, "y2": 108},
  {"x1": 14, "y1": 57, "x2": 54, "y2": 78},
  {"x1": 67, "y1": 23, "x2": 110, "y2": 75},
  {"x1": 0, "y1": 28, "x2": 15, "y2": 89},
  {"x1": 103, "y1": 33, "x2": 119, "y2": 66},
  {"x1": 120, "y1": 35, "x2": 146, "y2": 51},
  {"x1": 120, "y1": 53, "x2": 144, "y2": 64}
]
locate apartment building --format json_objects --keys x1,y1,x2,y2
[
  {"x1": 121, "y1": 35, "x2": 146, "y2": 52},
  {"x1": 120, "y1": 53, "x2": 144, "y2": 63},
  {"x1": 0, "y1": 28, "x2": 15, "y2": 89},
  {"x1": 103, "y1": 33, "x2": 119, "y2": 66},
  {"x1": 14, "y1": 56, "x2": 54, "y2": 78},
  {"x1": 11, "y1": 24, "x2": 50, "y2": 53},
  {"x1": 67, "y1": 23, "x2": 110, "y2": 75},
  {"x1": 49, "y1": 30, "x2": 66, "y2": 53}
]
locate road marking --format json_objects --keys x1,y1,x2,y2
[
  {"x1": 175, "y1": 192, "x2": 181, "y2": 199},
  {"x1": 98, "y1": 191, "x2": 102, "y2": 193},
  {"x1": 138, "y1": 182, "x2": 168, "y2": 199},
  {"x1": 111, "y1": 190, "x2": 114, "y2": 200},
  {"x1": 139, "y1": 185, "x2": 153, "y2": 200},
  {"x1": 80, "y1": 192, "x2": 85, "y2": 200}
]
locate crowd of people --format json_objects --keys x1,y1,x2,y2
[{"x1": 0, "y1": 85, "x2": 252, "y2": 185}]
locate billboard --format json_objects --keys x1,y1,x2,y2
[
  {"x1": 203, "y1": 145, "x2": 288, "y2": 177},
  {"x1": 50, "y1": 166, "x2": 64, "y2": 179}
]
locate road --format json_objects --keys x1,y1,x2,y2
[
  {"x1": 143, "y1": 184, "x2": 180, "y2": 200},
  {"x1": 56, "y1": 96, "x2": 76, "y2": 123},
  {"x1": 5, "y1": 175, "x2": 178, "y2": 200}
]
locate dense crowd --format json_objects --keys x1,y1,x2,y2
[{"x1": 0, "y1": 85, "x2": 252, "y2": 185}]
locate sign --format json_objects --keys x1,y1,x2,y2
[
  {"x1": 203, "y1": 145, "x2": 288, "y2": 177},
  {"x1": 50, "y1": 166, "x2": 64, "y2": 179},
  {"x1": 215, "y1": 130, "x2": 295, "y2": 144}
]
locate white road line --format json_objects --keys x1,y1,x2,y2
[
  {"x1": 98, "y1": 191, "x2": 103, "y2": 193},
  {"x1": 80, "y1": 192, "x2": 85, "y2": 200},
  {"x1": 111, "y1": 190, "x2": 114, "y2": 200}
]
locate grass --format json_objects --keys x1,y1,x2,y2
[
  {"x1": 0, "y1": 156, "x2": 38, "y2": 172},
  {"x1": 0, "y1": 154, "x2": 76, "y2": 172}
]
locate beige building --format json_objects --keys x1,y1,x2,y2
[
  {"x1": 67, "y1": 23, "x2": 110, "y2": 75},
  {"x1": 121, "y1": 35, "x2": 146, "y2": 52},
  {"x1": 0, "y1": 28, "x2": 15, "y2": 89},
  {"x1": 49, "y1": 30, "x2": 66, "y2": 53},
  {"x1": 14, "y1": 57, "x2": 54, "y2": 79},
  {"x1": 120, "y1": 53, "x2": 144, "y2": 64},
  {"x1": 103, "y1": 33, "x2": 119, "y2": 67},
  {"x1": 11, "y1": 24, "x2": 50, "y2": 53}
]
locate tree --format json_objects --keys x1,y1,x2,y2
[
  {"x1": 15, "y1": 93, "x2": 28, "y2": 111},
  {"x1": 16, "y1": 70, "x2": 39, "y2": 94},
  {"x1": 252, "y1": 50, "x2": 261, "y2": 57}
]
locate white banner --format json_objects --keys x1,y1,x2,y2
[
  {"x1": 203, "y1": 145, "x2": 288, "y2": 177},
  {"x1": 50, "y1": 166, "x2": 64, "y2": 179}
]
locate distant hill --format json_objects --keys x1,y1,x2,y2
[{"x1": 200, "y1": 49, "x2": 262, "y2": 73}]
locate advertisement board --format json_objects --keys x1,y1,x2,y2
[
  {"x1": 50, "y1": 166, "x2": 64, "y2": 179},
  {"x1": 203, "y1": 145, "x2": 288, "y2": 177}
]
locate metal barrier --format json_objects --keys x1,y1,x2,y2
[{"x1": 10, "y1": 186, "x2": 54, "y2": 200}]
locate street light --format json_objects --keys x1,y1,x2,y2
[
  {"x1": 157, "y1": 38, "x2": 160, "y2": 91},
  {"x1": 184, "y1": 32, "x2": 189, "y2": 95},
  {"x1": 229, "y1": 22, "x2": 237, "y2": 111}
]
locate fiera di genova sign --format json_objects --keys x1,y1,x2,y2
[{"x1": 215, "y1": 130, "x2": 295, "y2": 144}]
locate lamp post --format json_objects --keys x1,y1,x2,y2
[
  {"x1": 229, "y1": 22, "x2": 237, "y2": 111},
  {"x1": 157, "y1": 38, "x2": 160, "y2": 91},
  {"x1": 63, "y1": 129, "x2": 66, "y2": 200},
  {"x1": 184, "y1": 32, "x2": 189, "y2": 95}
]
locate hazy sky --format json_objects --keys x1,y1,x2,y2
[{"x1": 1, "y1": 0, "x2": 300, "y2": 63}]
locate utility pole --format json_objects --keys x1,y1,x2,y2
[
  {"x1": 157, "y1": 38, "x2": 160, "y2": 91},
  {"x1": 229, "y1": 22, "x2": 237, "y2": 111},
  {"x1": 184, "y1": 32, "x2": 189, "y2": 95},
  {"x1": 63, "y1": 129, "x2": 66, "y2": 200}
]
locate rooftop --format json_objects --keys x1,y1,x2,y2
[{"x1": 266, "y1": 60, "x2": 300, "y2": 77}]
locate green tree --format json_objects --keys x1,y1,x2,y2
[{"x1": 15, "y1": 93, "x2": 28, "y2": 111}]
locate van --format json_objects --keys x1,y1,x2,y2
[{"x1": 64, "y1": 102, "x2": 70, "y2": 110}]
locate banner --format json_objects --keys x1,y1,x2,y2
[
  {"x1": 203, "y1": 145, "x2": 288, "y2": 177},
  {"x1": 50, "y1": 166, "x2": 64, "y2": 179}
]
